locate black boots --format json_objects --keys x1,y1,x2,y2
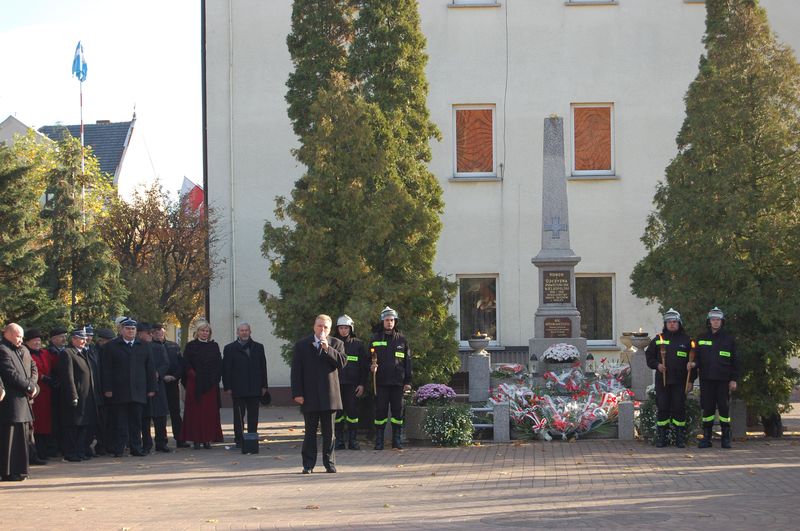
[
  {"x1": 721, "y1": 425, "x2": 732, "y2": 449},
  {"x1": 655, "y1": 426, "x2": 668, "y2": 448},
  {"x1": 374, "y1": 427, "x2": 385, "y2": 450},
  {"x1": 674, "y1": 426, "x2": 686, "y2": 448},
  {"x1": 334, "y1": 424, "x2": 345, "y2": 450},
  {"x1": 698, "y1": 425, "x2": 713, "y2": 448},
  {"x1": 347, "y1": 428, "x2": 360, "y2": 450},
  {"x1": 391, "y1": 425, "x2": 403, "y2": 450}
]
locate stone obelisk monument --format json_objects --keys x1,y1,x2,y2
[{"x1": 529, "y1": 117, "x2": 587, "y2": 367}]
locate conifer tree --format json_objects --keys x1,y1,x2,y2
[
  {"x1": 43, "y1": 137, "x2": 127, "y2": 326},
  {"x1": 631, "y1": 0, "x2": 800, "y2": 426},
  {"x1": 0, "y1": 135, "x2": 64, "y2": 327}
]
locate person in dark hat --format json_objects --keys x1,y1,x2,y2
[
  {"x1": 46, "y1": 326, "x2": 68, "y2": 457},
  {"x1": 137, "y1": 323, "x2": 171, "y2": 453},
  {"x1": 151, "y1": 323, "x2": 188, "y2": 448},
  {"x1": 24, "y1": 328, "x2": 53, "y2": 465},
  {"x1": 58, "y1": 329, "x2": 98, "y2": 462},
  {"x1": 93, "y1": 327, "x2": 116, "y2": 454},
  {"x1": 102, "y1": 318, "x2": 157, "y2": 457},
  {"x1": 80, "y1": 324, "x2": 105, "y2": 457}
]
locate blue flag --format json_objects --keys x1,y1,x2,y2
[{"x1": 72, "y1": 41, "x2": 87, "y2": 82}]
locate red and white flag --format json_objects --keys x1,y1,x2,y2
[{"x1": 180, "y1": 177, "x2": 204, "y2": 212}]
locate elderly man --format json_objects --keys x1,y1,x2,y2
[
  {"x1": 58, "y1": 328, "x2": 98, "y2": 462},
  {"x1": 0, "y1": 323, "x2": 39, "y2": 481},
  {"x1": 151, "y1": 323, "x2": 187, "y2": 448},
  {"x1": 291, "y1": 315, "x2": 346, "y2": 474},
  {"x1": 102, "y1": 318, "x2": 156, "y2": 457},
  {"x1": 137, "y1": 323, "x2": 171, "y2": 453},
  {"x1": 223, "y1": 323, "x2": 268, "y2": 449}
]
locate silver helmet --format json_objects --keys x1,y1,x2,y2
[
  {"x1": 337, "y1": 314, "x2": 354, "y2": 333},
  {"x1": 707, "y1": 307, "x2": 724, "y2": 320},
  {"x1": 663, "y1": 308, "x2": 682, "y2": 324},
  {"x1": 380, "y1": 306, "x2": 398, "y2": 321}
]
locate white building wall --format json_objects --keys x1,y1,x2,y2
[{"x1": 205, "y1": 0, "x2": 800, "y2": 388}]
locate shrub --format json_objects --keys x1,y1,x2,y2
[{"x1": 423, "y1": 403, "x2": 473, "y2": 447}]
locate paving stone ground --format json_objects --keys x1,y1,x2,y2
[{"x1": 2, "y1": 405, "x2": 799, "y2": 530}]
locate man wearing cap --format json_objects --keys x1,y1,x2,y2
[
  {"x1": 80, "y1": 325, "x2": 105, "y2": 457},
  {"x1": 151, "y1": 323, "x2": 188, "y2": 448},
  {"x1": 94, "y1": 327, "x2": 116, "y2": 454},
  {"x1": 24, "y1": 328, "x2": 54, "y2": 464},
  {"x1": 58, "y1": 329, "x2": 98, "y2": 462},
  {"x1": 369, "y1": 307, "x2": 412, "y2": 450},
  {"x1": 689, "y1": 307, "x2": 739, "y2": 449},
  {"x1": 0, "y1": 323, "x2": 39, "y2": 481},
  {"x1": 102, "y1": 318, "x2": 157, "y2": 457},
  {"x1": 223, "y1": 323, "x2": 268, "y2": 449},
  {"x1": 645, "y1": 309, "x2": 695, "y2": 448},
  {"x1": 332, "y1": 315, "x2": 367, "y2": 450},
  {"x1": 137, "y1": 323, "x2": 171, "y2": 453},
  {"x1": 291, "y1": 314, "x2": 346, "y2": 474},
  {"x1": 47, "y1": 326, "x2": 68, "y2": 456}
]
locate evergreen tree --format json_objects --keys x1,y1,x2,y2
[
  {"x1": 0, "y1": 134, "x2": 64, "y2": 327},
  {"x1": 285, "y1": 0, "x2": 356, "y2": 140},
  {"x1": 631, "y1": 0, "x2": 800, "y2": 425},
  {"x1": 43, "y1": 137, "x2": 127, "y2": 326}
]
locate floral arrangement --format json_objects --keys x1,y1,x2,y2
[
  {"x1": 541, "y1": 343, "x2": 580, "y2": 363},
  {"x1": 637, "y1": 385, "x2": 701, "y2": 444},
  {"x1": 413, "y1": 383, "x2": 457, "y2": 406},
  {"x1": 489, "y1": 368, "x2": 633, "y2": 440},
  {"x1": 490, "y1": 363, "x2": 525, "y2": 379},
  {"x1": 423, "y1": 402, "x2": 474, "y2": 447},
  {"x1": 595, "y1": 360, "x2": 632, "y2": 389},
  {"x1": 470, "y1": 331, "x2": 489, "y2": 339}
]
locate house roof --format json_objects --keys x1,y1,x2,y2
[
  {"x1": 39, "y1": 119, "x2": 134, "y2": 176},
  {"x1": 0, "y1": 115, "x2": 50, "y2": 146}
]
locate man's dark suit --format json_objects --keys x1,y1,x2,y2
[
  {"x1": 290, "y1": 334, "x2": 345, "y2": 471},
  {"x1": 0, "y1": 338, "x2": 37, "y2": 478}
]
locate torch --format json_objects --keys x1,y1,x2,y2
[
  {"x1": 685, "y1": 340, "x2": 696, "y2": 394},
  {"x1": 370, "y1": 347, "x2": 378, "y2": 396},
  {"x1": 658, "y1": 334, "x2": 667, "y2": 387}
]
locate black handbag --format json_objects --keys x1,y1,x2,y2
[{"x1": 259, "y1": 389, "x2": 271, "y2": 406}]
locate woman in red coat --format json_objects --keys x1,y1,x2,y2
[
  {"x1": 24, "y1": 329, "x2": 54, "y2": 464},
  {"x1": 180, "y1": 321, "x2": 223, "y2": 449}
]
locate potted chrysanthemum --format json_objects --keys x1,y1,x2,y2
[{"x1": 404, "y1": 384, "x2": 458, "y2": 441}]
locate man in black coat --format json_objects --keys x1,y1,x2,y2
[
  {"x1": 152, "y1": 323, "x2": 187, "y2": 448},
  {"x1": 137, "y1": 323, "x2": 171, "y2": 453},
  {"x1": 0, "y1": 323, "x2": 39, "y2": 481},
  {"x1": 81, "y1": 325, "x2": 105, "y2": 457},
  {"x1": 223, "y1": 323, "x2": 268, "y2": 448},
  {"x1": 58, "y1": 329, "x2": 98, "y2": 462},
  {"x1": 291, "y1": 315, "x2": 346, "y2": 474},
  {"x1": 102, "y1": 318, "x2": 156, "y2": 457}
]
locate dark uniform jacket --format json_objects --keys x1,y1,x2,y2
[
  {"x1": 84, "y1": 344, "x2": 104, "y2": 404},
  {"x1": 369, "y1": 331, "x2": 412, "y2": 387},
  {"x1": 290, "y1": 334, "x2": 345, "y2": 412},
  {"x1": 0, "y1": 338, "x2": 37, "y2": 424},
  {"x1": 695, "y1": 328, "x2": 738, "y2": 382},
  {"x1": 155, "y1": 339, "x2": 184, "y2": 383},
  {"x1": 645, "y1": 328, "x2": 694, "y2": 386},
  {"x1": 58, "y1": 347, "x2": 97, "y2": 426},
  {"x1": 336, "y1": 336, "x2": 367, "y2": 387},
  {"x1": 102, "y1": 337, "x2": 157, "y2": 405},
  {"x1": 223, "y1": 338, "x2": 268, "y2": 398},
  {"x1": 145, "y1": 341, "x2": 170, "y2": 417}
]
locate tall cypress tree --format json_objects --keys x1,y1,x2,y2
[
  {"x1": 285, "y1": 0, "x2": 356, "y2": 141},
  {"x1": 43, "y1": 137, "x2": 127, "y2": 326},
  {"x1": 0, "y1": 135, "x2": 64, "y2": 327},
  {"x1": 631, "y1": 0, "x2": 800, "y2": 425}
]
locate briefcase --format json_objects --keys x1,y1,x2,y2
[{"x1": 242, "y1": 432, "x2": 259, "y2": 454}]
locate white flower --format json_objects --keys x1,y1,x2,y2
[{"x1": 542, "y1": 343, "x2": 580, "y2": 362}]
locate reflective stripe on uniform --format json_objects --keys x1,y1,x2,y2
[
  {"x1": 656, "y1": 419, "x2": 670, "y2": 426},
  {"x1": 335, "y1": 416, "x2": 345, "y2": 423},
  {"x1": 698, "y1": 340, "x2": 712, "y2": 346},
  {"x1": 719, "y1": 415, "x2": 731, "y2": 423},
  {"x1": 394, "y1": 351, "x2": 405, "y2": 359},
  {"x1": 372, "y1": 341, "x2": 388, "y2": 347},
  {"x1": 702, "y1": 414, "x2": 716, "y2": 422},
  {"x1": 346, "y1": 355, "x2": 359, "y2": 362},
  {"x1": 671, "y1": 419, "x2": 686, "y2": 427},
  {"x1": 374, "y1": 418, "x2": 388, "y2": 425},
  {"x1": 346, "y1": 416, "x2": 359, "y2": 424},
  {"x1": 656, "y1": 339, "x2": 670, "y2": 345},
  {"x1": 390, "y1": 417, "x2": 404, "y2": 425},
  {"x1": 719, "y1": 351, "x2": 731, "y2": 357},
  {"x1": 677, "y1": 351, "x2": 687, "y2": 358}
]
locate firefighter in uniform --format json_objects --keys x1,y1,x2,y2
[
  {"x1": 332, "y1": 315, "x2": 367, "y2": 450},
  {"x1": 645, "y1": 308, "x2": 694, "y2": 448},
  {"x1": 370, "y1": 307, "x2": 411, "y2": 450},
  {"x1": 689, "y1": 307, "x2": 738, "y2": 449}
]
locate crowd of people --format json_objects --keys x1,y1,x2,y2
[{"x1": 0, "y1": 318, "x2": 269, "y2": 482}]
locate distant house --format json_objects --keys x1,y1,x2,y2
[
  {"x1": 0, "y1": 115, "x2": 48, "y2": 146},
  {"x1": 39, "y1": 113, "x2": 156, "y2": 199}
]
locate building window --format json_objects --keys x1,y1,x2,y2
[
  {"x1": 576, "y1": 275, "x2": 613, "y2": 343},
  {"x1": 571, "y1": 103, "x2": 614, "y2": 176},
  {"x1": 458, "y1": 276, "x2": 498, "y2": 343},
  {"x1": 450, "y1": 0, "x2": 500, "y2": 6},
  {"x1": 454, "y1": 105, "x2": 496, "y2": 177}
]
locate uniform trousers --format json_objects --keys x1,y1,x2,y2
[{"x1": 700, "y1": 380, "x2": 731, "y2": 426}]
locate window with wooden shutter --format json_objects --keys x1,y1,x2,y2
[
  {"x1": 454, "y1": 105, "x2": 495, "y2": 177},
  {"x1": 572, "y1": 104, "x2": 614, "y2": 175}
]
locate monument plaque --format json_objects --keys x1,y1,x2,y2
[
  {"x1": 544, "y1": 317, "x2": 572, "y2": 338},
  {"x1": 542, "y1": 270, "x2": 570, "y2": 304}
]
